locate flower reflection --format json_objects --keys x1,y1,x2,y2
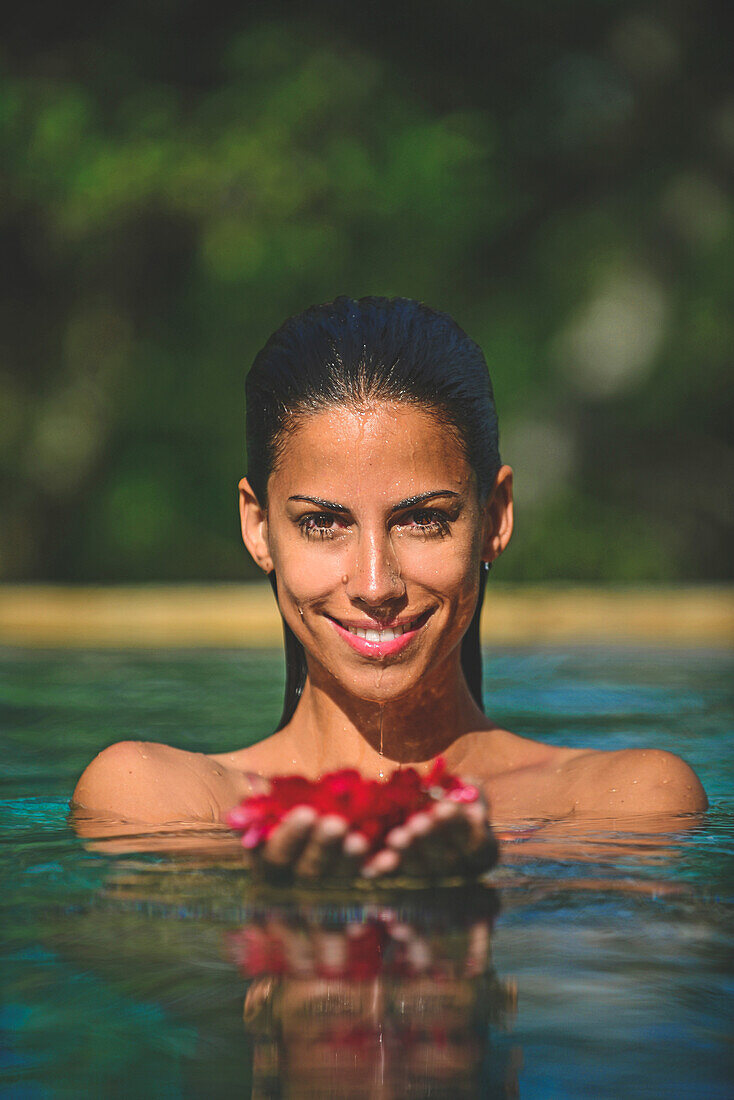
[{"x1": 228, "y1": 888, "x2": 517, "y2": 1098}]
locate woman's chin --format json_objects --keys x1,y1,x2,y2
[{"x1": 325, "y1": 660, "x2": 427, "y2": 706}]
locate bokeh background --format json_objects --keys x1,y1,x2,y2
[{"x1": 2, "y1": 0, "x2": 732, "y2": 585}]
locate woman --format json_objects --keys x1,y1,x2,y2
[{"x1": 72, "y1": 297, "x2": 706, "y2": 877}]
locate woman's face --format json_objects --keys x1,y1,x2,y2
[{"x1": 241, "y1": 402, "x2": 512, "y2": 704}]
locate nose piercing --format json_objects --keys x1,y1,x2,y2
[
  {"x1": 341, "y1": 574, "x2": 349, "y2": 585},
  {"x1": 297, "y1": 605, "x2": 304, "y2": 619}
]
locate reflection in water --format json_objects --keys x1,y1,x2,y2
[
  {"x1": 227, "y1": 888, "x2": 516, "y2": 1098},
  {"x1": 64, "y1": 862, "x2": 518, "y2": 1096}
]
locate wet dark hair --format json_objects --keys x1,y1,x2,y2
[{"x1": 245, "y1": 296, "x2": 502, "y2": 730}]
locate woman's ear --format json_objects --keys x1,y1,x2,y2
[
  {"x1": 239, "y1": 477, "x2": 273, "y2": 573},
  {"x1": 482, "y1": 465, "x2": 514, "y2": 564}
]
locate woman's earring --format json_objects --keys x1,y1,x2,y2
[{"x1": 482, "y1": 560, "x2": 492, "y2": 575}]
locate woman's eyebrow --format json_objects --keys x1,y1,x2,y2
[
  {"x1": 287, "y1": 490, "x2": 461, "y2": 512},
  {"x1": 288, "y1": 495, "x2": 349, "y2": 512},
  {"x1": 392, "y1": 490, "x2": 460, "y2": 510}
]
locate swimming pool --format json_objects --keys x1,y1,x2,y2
[{"x1": 2, "y1": 646, "x2": 732, "y2": 1097}]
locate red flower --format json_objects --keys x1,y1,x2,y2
[{"x1": 226, "y1": 758, "x2": 479, "y2": 855}]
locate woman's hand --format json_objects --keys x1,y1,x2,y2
[
  {"x1": 252, "y1": 793, "x2": 497, "y2": 883},
  {"x1": 362, "y1": 794, "x2": 498, "y2": 880}
]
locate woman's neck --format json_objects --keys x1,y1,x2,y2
[{"x1": 287, "y1": 657, "x2": 488, "y2": 779}]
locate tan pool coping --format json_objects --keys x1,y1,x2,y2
[{"x1": 0, "y1": 584, "x2": 732, "y2": 648}]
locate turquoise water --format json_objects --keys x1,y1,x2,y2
[{"x1": 1, "y1": 646, "x2": 732, "y2": 1098}]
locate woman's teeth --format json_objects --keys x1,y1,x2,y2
[{"x1": 346, "y1": 621, "x2": 415, "y2": 642}]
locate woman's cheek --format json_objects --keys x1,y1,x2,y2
[
  {"x1": 274, "y1": 534, "x2": 346, "y2": 616},
  {"x1": 400, "y1": 537, "x2": 476, "y2": 595},
  {"x1": 406, "y1": 542, "x2": 481, "y2": 643}
]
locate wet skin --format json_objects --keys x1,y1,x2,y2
[{"x1": 72, "y1": 401, "x2": 707, "y2": 876}]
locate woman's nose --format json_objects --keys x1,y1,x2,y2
[{"x1": 345, "y1": 532, "x2": 405, "y2": 608}]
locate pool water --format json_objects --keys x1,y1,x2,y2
[{"x1": 2, "y1": 646, "x2": 732, "y2": 1098}]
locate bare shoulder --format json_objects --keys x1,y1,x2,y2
[
  {"x1": 209, "y1": 726, "x2": 300, "y2": 776},
  {"x1": 72, "y1": 740, "x2": 251, "y2": 825},
  {"x1": 565, "y1": 747, "x2": 708, "y2": 815}
]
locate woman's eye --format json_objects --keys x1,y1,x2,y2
[
  {"x1": 401, "y1": 509, "x2": 451, "y2": 535},
  {"x1": 298, "y1": 513, "x2": 345, "y2": 540}
]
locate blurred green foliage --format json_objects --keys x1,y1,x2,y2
[{"x1": 1, "y1": 1, "x2": 732, "y2": 581}]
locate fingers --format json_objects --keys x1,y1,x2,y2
[
  {"x1": 361, "y1": 809, "x2": 448, "y2": 879},
  {"x1": 361, "y1": 846, "x2": 401, "y2": 878},
  {"x1": 396, "y1": 802, "x2": 471, "y2": 878},
  {"x1": 260, "y1": 806, "x2": 318, "y2": 871},
  {"x1": 364, "y1": 799, "x2": 498, "y2": 881},
  {"x1": 335, "y1": 829, "x2": 370, "y2": 877},
  {"x1": 292, "y1": 814, "x2": 358, "y2": 880},
  {"x1": 258, "y1": 808, "x2": 370, "y2": 881},
  {"x1": 459, "y1": 799, "x2": 499, "y2": 873},
  {"x1": 430, "y1": 798, "x2": 499, "y2": 874}
]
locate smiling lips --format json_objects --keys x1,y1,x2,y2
[{"x1": 327, "y1": 611, "x2": 430, "y2": 658}]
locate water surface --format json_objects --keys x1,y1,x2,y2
[{"x1": 2, "y1": 647, "x2": 732, "y2": 1097}]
